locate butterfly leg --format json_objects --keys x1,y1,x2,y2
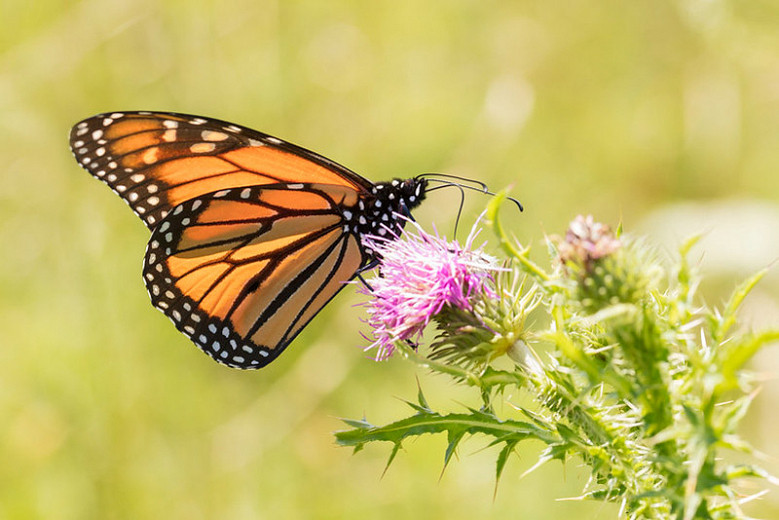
[{"x1": 355, "y1": 271, "x2": 375, "y2": 292}]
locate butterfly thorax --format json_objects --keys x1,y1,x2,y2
[{"x1": 345, "y1": 177, "x2": 427, "y2": 260}]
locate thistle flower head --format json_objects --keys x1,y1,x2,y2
[
  {"x1": 555, "y1": 214, "x2": 622, "y2": 271},
  {"x1": 360, "y1": 220, "x2": 500, "y2": 360}
]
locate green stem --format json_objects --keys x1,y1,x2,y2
[{"x1": 485, "y1": 192, "x2": 550, "y2": 281}]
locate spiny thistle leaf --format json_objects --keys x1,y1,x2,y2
[
  {"x1": 335, "y1": 410, "x2": 557, "y2": 453},
  {"x1": 383, "y1": 442, "x2": 402, "y2": 477},
  {"x1": 541, "y1": 443, "x2": 573, "y2": 465},
  {"x1": 715, "y1": 269, "x2": 768, "y2": 342},
  {"x1": 714, "y1": 393, "x2": 756, "y2": 439},
  {"x1": 402, "y1": 398, "x2": 430, "y2": 415},
  {"x1": 495, "y1": 440, "x2": 519, "y2": 497},
  {"x1": 339, "y1": 417, "x2": 373, "y2": 429},
  {"x1": 416, "y1": 380, "x2": 430, "y2": 410},
  {"x1": 443, "y1": 430, "x2": 466, "y2": 471},
  {"x1": 716, "y1": 330, "x2": 779, "y2": 394},
  {"x1": 676, "y1": 235, "x2": 703, "y2": 297},
  {"x1": 725, "y1": 465, "x2": 779, "y2": 486}
]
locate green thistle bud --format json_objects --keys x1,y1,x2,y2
[
  {"x1": 428, "y1": 270, "x2": 541, "y2": 372},
  {"x1": 554, "y1": 215, "x2": 660, "y2": 313}
]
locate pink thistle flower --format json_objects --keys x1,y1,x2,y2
[{"x1": 359, "y1": 220, "x2": 500, "y2": 361}]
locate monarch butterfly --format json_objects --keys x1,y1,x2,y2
[{"x1": 69, "y1": 111, "x2": 429, "y2": 370}]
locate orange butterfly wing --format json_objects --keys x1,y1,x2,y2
[
  {"x1": 143, "y1": 183, "x2": 366, "y2": 369},
  {"x1": 70, "y1": 111, "x2": 429, "y2": 369},
  {"x1": 69, "y1": 112, "x2": 372, "y2": 228}
]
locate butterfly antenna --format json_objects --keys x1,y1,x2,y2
[
  {"x1": 418, "y1": 172, "x2": 490, "y2": 192},
  {"x1": 419, "y1": 172, "x2": 524, "y2": 212}
]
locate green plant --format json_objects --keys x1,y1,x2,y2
[{"x1": 336, "y1": 195, "x2": 779, "y2": 520}]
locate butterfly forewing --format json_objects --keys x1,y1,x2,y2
[
  {"x1": 69, "y1": 111, "x2": 371, "y2": 229},
  {"x1": 142, "y1": 183, "x2": 365, "y2": 369}
]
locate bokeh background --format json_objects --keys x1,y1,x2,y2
[{"x1": 2, "y1": 0, "x2": 778, "y2": 518}]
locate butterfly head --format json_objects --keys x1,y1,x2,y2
[
  {"x1": 393, "y1": 177, "x2": 427, "y2": 214},
  {"x1": 367, "y1": 177, "x2": 427, "y2": 222}
]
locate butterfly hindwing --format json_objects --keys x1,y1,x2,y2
[
  {"x1": 142, "y1": 183, "x2": 366, "y2": 369},
  {"x1": 69, "y1": 111, "x2": 372, "y2": 229}
]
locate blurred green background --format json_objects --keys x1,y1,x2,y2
[{"x1": 2, "y1": 0, "x2": 778, "y2": 518}]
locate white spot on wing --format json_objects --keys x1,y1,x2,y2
[
  {"x1": 190, "y1": 142, "x2": 216, "y2": 153},
  {"x1": 201, "y1": 130, "x2": 229, "y2": 141},
  {"x1": 142, "y1": 148, "x2": 159, "y2": 164}
]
